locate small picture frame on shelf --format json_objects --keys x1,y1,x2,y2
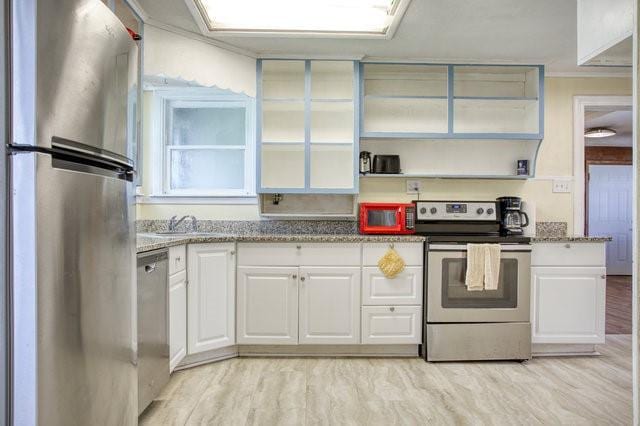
[{"x1": 517, "y1": 160, "x2": 529, "y2": 176}]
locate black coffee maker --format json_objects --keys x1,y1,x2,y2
[{"x1": 497, "y1": 196, "x2": 529, "y2": 235}]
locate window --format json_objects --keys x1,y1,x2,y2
[{"x1": 154, "y1": 91, "x2": 255, "y2": 197}]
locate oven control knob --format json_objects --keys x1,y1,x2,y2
[
  {"x1": 476, "y1": 208, "x2": 484, "y2": 215},
  {"x1": 420, "y1": 207, "x2": 427, "y2": 215},
  {"x1": 430, "y1": 207, "x2": 437, "y2": 214},
  {"x1": 487, "y1": 208, "x2": 494, "y2": 215}
]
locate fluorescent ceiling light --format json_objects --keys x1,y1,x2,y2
[
  {"x1": 584, "y1": 127, "x2": 617, "y2": 138},
  {"x1": 191, "y1": 0, "x2": 403, "y2": 35}
]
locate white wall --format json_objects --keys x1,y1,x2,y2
[{"x1": 143, "y1": 25, "x2": 256, "y2": 97}]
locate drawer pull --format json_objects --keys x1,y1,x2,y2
[
  {"x1": 389, "y1": 307, "x2": 395, "y2": 312},
  {"x1": 292, "y1": 274, "x2": 297, "y2": 279},
  {"x1": 230, "y1": 250, "x2": 236, "y2": 256},
  {"x1": 300, "y1": 276, "x2": 306, "y2": 282},
  {"x1": 564, "y1": 243, "x2": 571, "y2": 249},
  {"x1": 296, "y1": 245, "x2": 302, "y2": 250},
  {"x1": 601, "y1": 275, "x2": 606, "y2": 279},
  {"x1": 175, "y1": 256, "x2": 181, "y2": 262}
]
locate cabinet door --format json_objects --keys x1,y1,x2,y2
[
  {"x1": 362, "y1": 266, "x2": 423, "y2": 306},
  {"x1": 187, "y1": 244, "x2": 236, "y2": 354},
  {"x1": 531, "y1": 267, "x2": 606, "y2": 344},
  {"x1": 299, "y1": 267, "x2": 361, "y2": 344},
  {"x1": 237, "y1": 267, "x2": 299, "y2": 344},
  {"x1": 169, "y1": 270, "x2": 187, "y2": 372}
]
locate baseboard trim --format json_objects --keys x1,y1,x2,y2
[
  {"x1": 175, "y1": 345, "x2": 239, "y2": 370},
  {"x1": 174, "y1": 344, "x2": 420, "y2": 371},
  {"x1": 532, "y1": 343, "x2": 600, "y2": 357},
  {"x1": 238, "y1": 344, "x2": 419, "y2": 357}
]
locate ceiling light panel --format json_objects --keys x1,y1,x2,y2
[{"x1": 189, "y1": 0, "x2": 409, "y2": 37}]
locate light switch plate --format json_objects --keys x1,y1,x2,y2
[
  {"x1": 552, "y1": 179, "x2": 571, "y2": 193},
  {"x1": 406, "y1": 180, "x2": 422, "y2": 194}
]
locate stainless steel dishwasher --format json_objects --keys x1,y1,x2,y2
[{"x1": 137, "y1": 249, "x2": 170, "y2": 415}]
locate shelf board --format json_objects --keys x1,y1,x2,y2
[
  {"x1": 310, "y1": 98, "x2": 353, "y2": 103},
  {"x1": 261, "y1": 141, "x2": 305, "y2": 145},
  {"x1": 454, "y1": 96, "x2": 538, "y2": 101},
  {"x1": 262, "y1": 98, "x2": 305, "y2": 103},
  {"x1": 365, "y1": 95, "x2": 448, "y2": 100},
  {"x1": 360, "y1": 132, "x2": 542, "y2": 140},
  {"x1": 359, "y1": 173, "x2": 532, "y2": 180}
]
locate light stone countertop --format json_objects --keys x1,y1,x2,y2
[
  {"x1": 137, "y1": 232, "x2": 427, "y2": 253},
  {"x1": 530, "y1": 236, "x2": 612, "y2": 243}
]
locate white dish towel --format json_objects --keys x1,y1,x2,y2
[
  {"x1": 465, "y1": 244, "x2": 485, "y2": 291},
  {"x1": 483, "y1": 244, "x2": 502, "y2": 290},
  {"x1": 465, "y1": 244, "x2": 502, "y2": 291}
]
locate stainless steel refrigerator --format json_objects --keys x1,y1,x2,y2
[{"x1": 9, "y1": 0, "x2": 139, "y2": 424}]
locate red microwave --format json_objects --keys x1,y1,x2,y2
[{"x1": 359, "y1": 203, "x2": 416, "y2": 235}]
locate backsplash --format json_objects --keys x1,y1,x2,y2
[
  {"x1": 137, "y1": 219, "x2": 359, "y2": 235},
  {"x1": 535, "y1": 221, "x2": 568, "y2": 238}
]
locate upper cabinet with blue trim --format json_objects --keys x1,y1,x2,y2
[
  {"x1": 361, "y1": 63, "x2": 544, "y2": 140},
  {"x1": 258, "y1": 59, "x2": 359, "y2": 194}
]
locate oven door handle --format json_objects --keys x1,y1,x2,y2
[{"x1": 428, "y1": 244, "x2": 532, "y2": 252}]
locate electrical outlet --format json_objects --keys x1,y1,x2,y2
[
  {"x1": 406, "y1": 180, "x2": 422, "y2": 194},
  {"x1": 552, "y1": 179, "x2": 571, "y2": 193}
]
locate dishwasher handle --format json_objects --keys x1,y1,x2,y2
[{"x1": 137, "y1": 249, "x2": 168, "y2": 268}]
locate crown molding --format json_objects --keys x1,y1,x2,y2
[{"x1": 144, "y1": 19, "x2": 258, "y2": 58}]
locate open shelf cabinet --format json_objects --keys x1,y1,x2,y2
[
  {"x1": 258, "y1": 59, "x2": 359, "y2": 194},
  {"x1": 360, "y1": 63, "x2": 544, "y2": 140},
  {"x1": 359, "y1": 138, "x2": 541, "y2": 180}
]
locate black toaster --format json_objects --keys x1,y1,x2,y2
[{"x1": 372, "y1": 155, "x2": 401, "y2": 174}]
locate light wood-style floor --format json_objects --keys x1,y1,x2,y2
[
  {"x1": 140, "y1": 335, "x2": 632, "y2": 426},
  {"x1": 606, "y1": 276, "x2": 632, "y2": 335}
]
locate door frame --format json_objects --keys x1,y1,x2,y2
[{"x1": 573, "y1": 96, "x2": 633, "y2": 236}]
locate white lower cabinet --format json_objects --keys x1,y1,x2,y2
[
  {"x1": 361, "y1": 306, "x2": 422, "y2": 344},
  {"x1": 187, "y1": 243, "x2": 236, "y2": 354},
  {"x1": 299, "y1": 267, "x2": 361, "y2": 344},
  {"x1": 169, "y1": 270, "x2": 187, "y2": 372},
  {"x1": 531, "y1": 266, "x2": 606, "y2": 344},
  {"x1": 362, "y1": 266, "x2": 423, "y2": 305},
  {"x1": 237, "y1": 267, "x2": 298, "y2": 344}
]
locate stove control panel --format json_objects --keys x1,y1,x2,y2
[{"x1": 415, "y1": 201, "x2": 498, "y2": 221}]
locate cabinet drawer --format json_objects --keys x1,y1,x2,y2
[
  {"x1": 532, "y1": 243, "x2": 605, "y2": 267},
  {"x1": 237, "y1": 243, "x2": 361, "y2": 266},
  {"x1": 362, "y1": 266, "x2": 423, "y2": 305},
  {"x1": 169, "y1": 245, "x2": 186, "y2": 275},
  {"x1": 361, "y1": 306, "x2": 422, "y2": 344},
  {"x1": 363, "y1": 243, "x2": 423, "y2": 266}
]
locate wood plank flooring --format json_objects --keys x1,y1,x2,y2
[
  {"x1": 606, "y1": 275, "x2": 632, "y2": 335},
  {"x1": 139, "y1": 335, "x2": 632, "y2": 426}
]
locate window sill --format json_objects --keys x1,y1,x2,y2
[{"x1": 136, "y1": 195, "x2": 258, "y2": 205}]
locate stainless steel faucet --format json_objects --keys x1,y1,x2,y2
[{"x1": 168, "y1": 215, "x2": 198, "y2": 233}]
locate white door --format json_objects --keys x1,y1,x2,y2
[
  {"x1": 299, "y1": 267, "x2": 361, "y2": 344},
  {"x1": 531, "y1": 267, "x2": 606, "y2": 344},
  {"x1": 169, "y1": 270, "x2": 187, "y2": 372},
  {"x1": 237, "y1": 267, "x2": 299, "y2": 344},
  {"x1": 187, "y1": 244, "x2": 236, "y2": 354},
  {"x1": 588, "y1": 164, "x2": 633, "y2": 275}
]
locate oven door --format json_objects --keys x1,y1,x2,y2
[{"x1": 427, "y1": 244, "x2": 531, "y2": 323}]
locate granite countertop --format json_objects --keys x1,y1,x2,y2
[
  {"x1": 137, "y1": 232, "x2": 427, "y2": 253},
  {"x1": 530, "y1": 236, "x2": 612, "y2": 243}
]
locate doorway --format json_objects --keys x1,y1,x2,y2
[{"x1": 582, "y1": 105, "x2": 633, "y2": 335}]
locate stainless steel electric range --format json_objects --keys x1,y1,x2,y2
[{"x1": 414, "y1": 200, "x2": 532, "y2": 362}]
